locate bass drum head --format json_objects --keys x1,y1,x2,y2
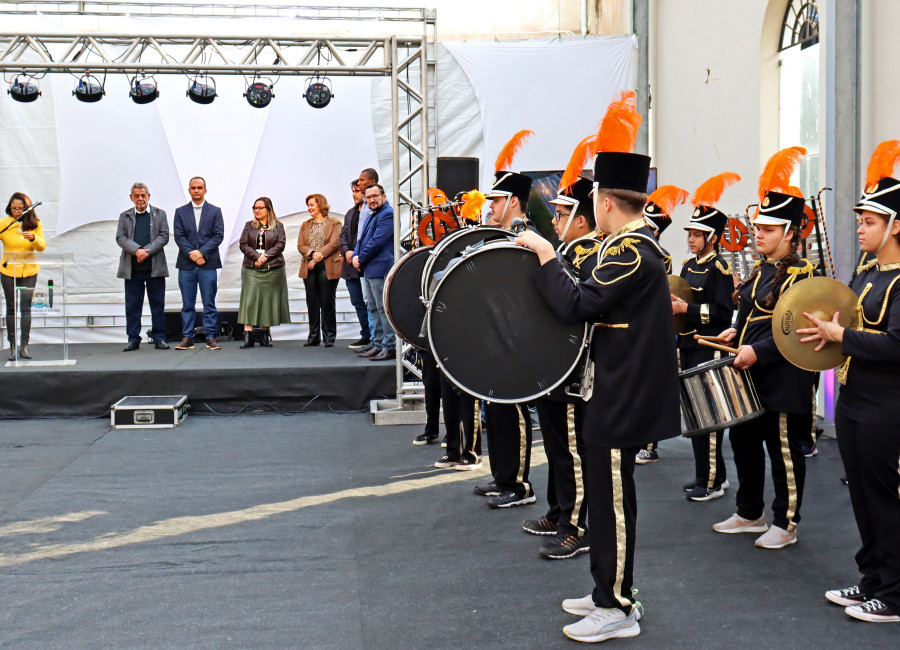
[
  {"x1": 428, "y1": 241, "x2": 587, "y2": 403},
  {"x1": 384, "y1": 246, "x2": 433, "y2": 350},
  {"x1": 421, "y1": 226, "x2": 512, "y2": 298}
]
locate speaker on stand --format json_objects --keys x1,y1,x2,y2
[{"x1": 436, "y1": 157, "x2": 480, "y2": 200}]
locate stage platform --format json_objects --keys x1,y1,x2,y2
[{"x1": 0, "y1": 341, "x2": 397, "y2": 418}]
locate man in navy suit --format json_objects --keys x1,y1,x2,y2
[
  {"x1": 352, "y1": 183, "x2": 396, "y2": 361},
  {"x1": 172, "y1": 176, "x2": 225, "y2": 350}
]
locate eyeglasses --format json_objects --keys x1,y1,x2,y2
[
  {"x1": 253, "y1": 206, "x2": 267, "y2": 212},
  {"x1": 9, "y1": 206, "x2": 26, "y2": 213},
  {"x1": 552, "y1": 211, "x2": 572, "y2": 222}
]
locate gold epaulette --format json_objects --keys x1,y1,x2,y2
[
  {"x1": 683, "y1": 257, "x2": 693, "y2": 266},
  {"x1": 752, "y1": 259, "x2": 763, "y2": 268},
  {"x1": 715, "y1": 259, "x2": 732, "y2": 275},
  {"x1": 786, "y1": 259, "x2": 814, "y2": 276},
  {"x1": 856, "y1": 258, "x2": 878, "y2": 275},
  {"x1": 604, "y1": 237, "x2": 641, "y2": 257}
]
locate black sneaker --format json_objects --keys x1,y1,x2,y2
[
  {"x1": 825, "y1": 585, "x2": 868, "y2": 607},
  {"x1": 802, "y1": 444, "x2": 818, "y2": 458},
  {"x1": 454, "y1": 453, "x2": 482, "y2": 471},
  {"x1": 539, "y1": 533, "x2": 590, "y2": 560},
  {"x1": 413, "y1": 433, "x2": 439, "y2": 446},
  {"x1": 473, "y1": 481, "x2": 501, "y2": 497},
  {"x1": 434, "y1": 455, "x2": 458, "y2": 469},
  {"x1": 845, "y1": 599, "x2": 900, "y2": 623},
  {"x1": 686, "y1": 484, "x2": 725, "y2": 502},
  {"x1": 841, "y1": 475, "x2": 849, "y2": 486},
  {"x1": 348, "y1": 337, "x2": 371, "y2": 350},
  {"x1": 635, "y1": 449, "x2": 659, "y2": 464},
  {"x1": 683, "y1": 479, "x2": 698, "y2": 492},
  {"x1": 488, "y1": 488, "x2": 536, "y2": 509},
  {"x1": 522, "y1": 517, "x2": 558, "y2": 536}
]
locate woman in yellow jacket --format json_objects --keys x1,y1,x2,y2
[{"x1": 1, "y1": 193, "x2": 46, "y2": 360}]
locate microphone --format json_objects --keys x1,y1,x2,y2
[
  {"x1": 47, "y1": 279, "x2": 53, "y2": 308},
  {"x1": 15, "y1": 200, "x2": 42, "y2": 222}
]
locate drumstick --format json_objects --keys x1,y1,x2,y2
[
  {"x1": 697, "y1": 339, "x2": 737, "y2": 355},
  {"x1": 693, "y1": 334, "x2": 728, "y2": 343}
]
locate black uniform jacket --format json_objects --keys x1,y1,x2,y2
[
  {"x1": 837, "y1": 259, "x2": 900, "y2": 425},
  {"x1": 677, "y1": 251, "x2": 735, "y2": 350},
  {"x1": 734, "y1": 258, "x2": 816, "y2": 414},
  {"x1": 534, "y1": 220, "x2": 680, "y2": 448},
  {"x1": 661, "y1": 246, "x2": 672, "y2": 274}
]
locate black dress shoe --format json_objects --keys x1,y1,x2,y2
[
  {"x1": 154, "y1": 341, "x2": 170, "y2": 350},
  {"x1": 370, "y1": 349, "x2": 396, "y2": 361},
  {"x1": 303, "y1": 340, "x2": 320, "y2": 347},
  {"x1": 123, "y1": 341, "x2": 140, "y2": 352}
]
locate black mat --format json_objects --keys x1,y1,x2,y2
[
  {"x1": 0, "y1": 416, "x2": 896, "y2": 648},
  {"x1": 0, "y1": 342, "x2": 396, "y2": 417}
]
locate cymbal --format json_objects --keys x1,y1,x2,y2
[
  {"x1": 772, "y1": 276, "x2": 858, "y2": 371},
  {"x1": 669, "y1": 275, "x2": 693, "y2": 336}
]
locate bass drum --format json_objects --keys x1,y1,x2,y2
[
  {"x1": 420, "y1": 226, "x2": 512, "y2": 299},
  {"x1": 679, "y1": 357, "x2": 765, "y2": 437},
  {"x1": 383, "y1": 245, "x2": 433, "y2": 350},
  {"x1": 427, "y1": 240, "x2": 589, "y2": 403}
]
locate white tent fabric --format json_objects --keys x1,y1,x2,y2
[{"x1": 444, "y1": 36, "x2": 637, "y2": 190}]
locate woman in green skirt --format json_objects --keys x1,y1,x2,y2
[{"x1": 237, "y1": 197, "x2": 291, "y2": 347}]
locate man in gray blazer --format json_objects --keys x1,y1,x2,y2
[{"x1": 116, "y1": 182, "x2": 170, "y2": 351}]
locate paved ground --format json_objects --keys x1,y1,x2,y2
[{"x1": 0, "y1": 414, "x2": 896, "y2": 648}]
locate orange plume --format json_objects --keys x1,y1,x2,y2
[
  {"x1": 784, "y1": 185, "x2": 805, "y2": 198},
  {"x1": 865, "y1": 140, "x2": 900, "y2": 189},
  {"x1": 758, "y1": 146, "x2": 806, "y2": 201},
  {"x1": 460, "y1": 190, "x2": 486, "y2": 222},
  {"x1": 646, "y1": 185, "x2": 689, "y2": 217},
  {"x1": 495, "y1": 129, "x2": 534, "y2": 172},
  {"x1": 559, "y1": 135, "x2": 597, "y2": 194},
  {"x1": 692, "y1": 172, "x2": 742, "y2": 208},
  {"x1": 595, "y1": 90, "x2": 642, "y2": 154}
]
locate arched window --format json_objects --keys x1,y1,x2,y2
[{"x1": 778, "y1": 0, "x2": 820, "y2": 196}]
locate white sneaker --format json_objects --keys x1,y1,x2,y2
[
  {"x1": 754, "y1": 524, "x2": 797, "y2": 549},
  {"x1": 712, "y1": 513, "x2": 768, "y2": 534},
  {"x1": 563, "y1": 607, "x2": 640, "y2": 643},
  {"x1": 562, "y1": 595, "x2": 643, "y2": 621}
]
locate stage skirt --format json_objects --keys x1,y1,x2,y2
[{"x1": 238, "y1": 265, "x2": 292, "y2": 327}]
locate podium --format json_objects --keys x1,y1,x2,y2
[{"x1": 4, "y1": 251, "x2": 76, "y2": 367}]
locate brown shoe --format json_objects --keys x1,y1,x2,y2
[
  {"x1": 358, "y1": 346, "x2": 381, "y2": 358},
  {"x1": 370, "y1": 348, "x2": 396, "y2": 361},
  {"x1": 175, "y1": 337, "x2": 195, "y2": 350},
  {"x1": 205, "y1": 337, "x2": 222, "y2": 350}
]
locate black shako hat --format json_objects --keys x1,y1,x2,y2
[
  {"x1": 485, "y1": 171, "x2": 533, "y2": 206},
  {"x1": 685, "y1": 205, "x2": 729, "y2": 237},
  {"x1": 591, "y1": 152, "x2": 651, "y2": 195},
  {"x1": 854, "y1": 176, "x2": 900, "y2": 217},
  {"x1": 643, "y1": 202, "x2": 672, "y2": 235},
  {"x1": 755, "y1": 189, "x2": 806, "y2": 228},
  {"x1": 550, "y1": 177, "x2": 595, "y2": 222}
]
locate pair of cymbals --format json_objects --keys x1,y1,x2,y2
[{"x1": 772, "y1": 276, "x2": 858, "y2": 371}]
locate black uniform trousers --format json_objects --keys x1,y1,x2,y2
[
  {"x1": 730, "y1": 411, "x2": 806, "y2": 531},
  {"x1": 835, "y1": 413, "x2": 900, "y2": 614},
  {"x1": 441, "y1": 374, "x2": 481, "y2": 459},
  {"x1": 587, "y1": 445, "x2": 639, "y2": 613},
  {"x1": 484, "y1": 402, "x2": 532, "y2": 495},
  {"x1": 420, "y1": 350, "x2": 442, "y2": 439},
  {"x1": 681, "y1": 349, "x2": 727, "y2": 489},
  {"x1": 536, "y1": 399, "x2": 587, "y2": 537},
  {"x1": 303, "y1": 263, "x2": 338, "y2": 344}
]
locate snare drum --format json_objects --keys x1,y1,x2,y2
[
  {"x1": 420, "y1": 226, "x2": 512, "y2": 299},
  {"x1": 679, "y1": 357, "x2": 765, "y2": 437},
  {"x1": 383, "y1": 245, "x2": 433, "y2": 350},
  {"x1": 427, "y1": 239, "x2": 589, "y2": 403}
]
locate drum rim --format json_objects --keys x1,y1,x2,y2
[
  {"x1": 678, "y1": 355, "x2": 738, "y2": 379},
  {"x1": 426, "y1": 239, "x2": 589, "y2": 404},
  {"x1": 419, "y1": 225, "x2": 513, "y2": 298},
  {"x1": 383, "y1": 245, "x2": 433, "y2": 351},
  {"x1": 681, "y1": 407, "x2": 766, "y2": 437}
]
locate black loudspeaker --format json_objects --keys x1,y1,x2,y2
[
  {"x1": 159, "y1": 310, "x2": 241, "y2": 341},
  {"x1": 436, "y1": 157, "x2": 479, "y2": 199}
]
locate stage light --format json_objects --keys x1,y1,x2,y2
[
  {"x1": 244, "y1": 78, "x2": 274, "y2": 108},
  {"x1": 304, "y1": 80, "x2": 332, "y2": 109},
  {"x1": 129, "y1": 75, "x2": 159, "y2": 104},
  {"x1": 73, "y1": 73, "x2": 105, "y2": 103},
  {"x1": 7, "y1": 75, "x2": 40, "y2": 103},
  {"x1": 187, "y1": 74, "x2": 217, "y2": 105}
]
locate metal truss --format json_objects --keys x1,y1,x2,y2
[{"x1": 1, "y1": 4, "x2": 436, "y2": 415}]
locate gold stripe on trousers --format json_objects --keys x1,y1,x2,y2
[
  {"x1": 610, "y1": 450, "x2": 633, "y2": 611},
  {"x1": 565, "y1": 403, "x2": 586, "y2": 536},
  {"x1": 779, "y1": 413, "x2": 799, "y2": 532}
]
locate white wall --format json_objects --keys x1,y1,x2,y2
[
  {"x1": 859, "y1": 0, "x2": 900, "y2": 172},
  {"x1": 650, "y1": 0, "x2": 771, "y2": 268}
]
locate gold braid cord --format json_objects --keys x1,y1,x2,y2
[
  {"x1": 593, "y1": 238, "x2": 641, "y2": 285},
  {"x1": 836, "y1": 283, "x2": 873, "y2": 385}
]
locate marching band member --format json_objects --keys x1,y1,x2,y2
[
  {"x1": 474, "y1": 131, "x2": 536, "y2": 508},
  {"x1": 713, "y1": 146, "x2": 816, "y2": 549},
  {"x1": 525, "y1": 144, "x2": 600, "y2": 559},
  {"x1": 799, "y1": 140, "x2": 900, "y2": 623},
  {"x1": 673, "y1": 175, "x2": 740, "y2": 501},
  {"x1": 516, "y1": 91, "x2": 680, "y2": 642},
  {"x1": 635, "y1": 185, "x2": 688, "y2": 465}
]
